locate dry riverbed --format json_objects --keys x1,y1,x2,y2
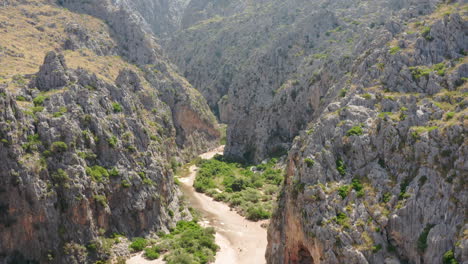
[{"x1": 128, "y1": 146, "x2": 267, "y2": 264}]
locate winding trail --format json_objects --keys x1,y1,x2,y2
[{"x1": 128, "y1": 146, "x2": 267, "y2": 264}]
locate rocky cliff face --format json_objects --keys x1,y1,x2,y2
[
  {"x1": 267, "y1": 4, "x2": 467, "y2": 264},
  {"x1": 114, "y1": 0, "x2": 191, "y2": 38},
  {"x1": 0, "y1": 0, "x2": 218, "y2": 263},
  {"x1": 165, "y1": 0, "x2": 452, "y2": 163}
]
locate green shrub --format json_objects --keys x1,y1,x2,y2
[
  {"x1": 417, "y1": 224, "x2": 435, "y2": 252},
  {"x1": 242, "y1": 188, "x2": 261, "y2": 203},
  {"x1": 143, "y1": 178, "x2": 154, "y2": 186},
  {"x1": 246, "y1": 206, "x2": 271, "y2": 221},
  {"x1": 382, "y1": 192, "x2": 391, "y2": 203},
  {"x1": 352, "y1": 178, "x2": 364, "y2": 197},
  {"x1": 121, "y1": 180, "x2": 131, "y2": 188},
  {"x1": 346, "y1": 126, "x2": 363, "y2": 136},
  {"x1": 446, "y1": 112, "x2": 455, "y2": 120},
  {"x1": 108, "y1": 167, "x2": 119, "y2": 177},
  {"x1": 442, "y1": 250, "x2": 459, "y2": 264},
  {"x1": 409, "y1": 66, "x2": 431, "y2": 80},
  {"x1": 304, "y1": 158, "x2": 315, "y2": 168},
  {"x1": 372, "y1": 244, "x2": 382, "y2": 253},
  {"x1": 335, "y1": 212, "x2": 348, "y2": 226},
  {"x1": 22, "y1": 134, "x2": 42, "y2": 152},
  {"x1": 77, "y1": 151, "x2": 97, "y2": 160},
  {"x1": 433, "y1": 63, "x2": 446, "y2": 76},
  {"x1": 112, "y1": 102, "x2": 123, "y2": 113},
  {"x1": 86, "y1": 165, "x2": 109, "y2": 182},
  {"x1": 389, "y1": 46, "x2": 401, "y2": 54},
  {"x1": 31, "y1": 106, "x2": 44, "y2": 113},
  {"x1": 129, "y1": 237, "x2": 148, "y2": 252},
  {"x1": 50, "y1": 141, "x2": 68, "y2": 153},
  {"x1": 421, "y1": 26, "x2": 433, "y2": 41},
  {"x1": 16, "y1": 95, "x2": 27, "y2": 101},
  {"x1": 93, "y1": 195, "x2": 107, "y2": 207},
  {"x1": 53, "y1": 106, "x2": 67, "y2": 117},
  {"x1": 52, "y1": 169, "x2": 70, "y2": 185},
  {"x1": 338, "y1": 185, "x2": 350, "y2": 199},
  {"x1": 144, "y1": 246, "x2": 161, "y2": 260},
  {"x1": 77, "y1": 151, "x2": 97, "y2": 161},
  {"x1": 161, "y1": 220, "x2": 218, "y2": 264},
  {"x1": 362, "y1": 93, "x2": 372, "y2": 100},
  {"x1": 33, "y1": 95, "x2": 47, "y2": 106},
  {"x1": 336, "y1": 158, "x2": 346, "y2": 176},
  {"x1": 107, "y1": 136, "x2": 118, "y2": 148}
]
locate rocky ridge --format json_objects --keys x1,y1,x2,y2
[
  {"x1": 0, "y1": 0, "x2": 219, "y2": 263},
  {"x1": 267, "y1": 4, "x2": 467, "y2": 264}
]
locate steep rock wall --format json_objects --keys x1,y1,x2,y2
[{"x1": 267, "y1": 7, "x2": 467, "y2": 264}]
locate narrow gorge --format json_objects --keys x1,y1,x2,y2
[{"x1": 0, "y1": 0, "x2": 466, "y2": 264}]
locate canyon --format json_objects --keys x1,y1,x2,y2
[{"x1": 0, "y1": 0, "x2": 466, "y2": 263}]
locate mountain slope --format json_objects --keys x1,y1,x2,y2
[
  {"x1": 267, "y1": 4, "x2": 467, "y2": 263},
  {"x1": 0, "y1": 0, "x2": 218, "y2": 263},
  {"x1": 165, "y1": 0, "x2": 458, "y2": 163}
]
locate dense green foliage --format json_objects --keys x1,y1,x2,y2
[
  {"x1": 194, "y1": 155, "x2": 283, "y2": 220},
  {"x1": 417, "y1": 224, "x2": 435, "y2": 252},
  {"x1": 112, "y1": 102, "x2": 123, "y2": 113},
  {"x1": 50, "y1": 141, "x2": 68, "y2": 153},
  {"x1": 336, "y1": 158, "x2": 346, "y2": 176},
  {"x1": 351, "y1": 178, "x2": 364, "y2": 197},
  {"x1": 304, "y1": 158, "x2": 315, "y2": 168},
  {"x1": 86, "y1": 165, "x2": 110, "y2": 182},
  {"x1": 346, "y1": 126, "x2": 363, "y2": 136},
  {"x1": 137, "y1": 220, "x2": 218, "y2": 264},
  {"x1": 51, "y1": 169, "x2": 70, "y2": 186},
  {"x1": 129, "y1": 237, "x2": 148, "y2": 251},
  {"x1": 33, "y1": 95, "x2": 47, "y2": 106},
  {"x1": 442, "y1": 250, "x2": 459, "y2": 264},
  {"x1": 107, "y1": 136, "x2": 118, "y2": 148},
  {"x1": 338, "y1": 185, "x2": 350, "y2": 199}
]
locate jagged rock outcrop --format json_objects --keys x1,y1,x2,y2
[
  {"x1": 35, "y1": 51, "x2": 70, "y2": 91},
  {"x1": 59, "y1": 0, "x2": 161, "y2": 65},
  {"x1": 59, "y1": 0, "x2": 219, "y2": 152},
  {"x1": 267, "y1": 6, "x2": 467, "y2": 264},
  {"x1": 62, "y1": 23, "x2": 117, "y2": 55},
  {"x1": 0, "y1": 46, "x2": 218, "y2": 262}
]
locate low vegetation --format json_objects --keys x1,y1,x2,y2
[
  {"x1": 442, "y1": 250, "x2": 459, "y2": 264},
  {"x1": 193, "y1": 155, "x2": 284, "y2": 221},
  {"x1": 112, "y1": 102, "x2": 123, "y2": 113},
  {"x1": 417, "y1": 224, "x2": 435, "y2": 252},
  {"x1": 346, "y1": 125, "x2": 363, "y2": 136},
  {"x1": 336, "y1": 158, "x2": 346, "y2": 176},
  {"x1": 85, "y1": 165, "x2": 116, "y2": 182},
  {"x1": 129, "y1": 220, "x2": 219, "y2": 264}
]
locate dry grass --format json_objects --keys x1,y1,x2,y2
[{"x1": 0, "y1": 0, "x2": 147, "y2": 90}]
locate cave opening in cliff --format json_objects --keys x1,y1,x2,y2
[{"x1": 298, "y1": 246, "x2": 313, "y2": 264}]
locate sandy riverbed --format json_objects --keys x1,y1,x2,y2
[{"x1": 128, "y1": 146, "x2": 267, "y2": 264}]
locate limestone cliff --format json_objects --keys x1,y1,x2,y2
[
  {"x1": 165, "y1": 0, "x2": 456, "y2": 163},
  {"x1": 267, "y1": 4, "x2": 467, "y2": 263},
  {"x1": 0, "y1": 0, "x2": 218, "y2": 263}
]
